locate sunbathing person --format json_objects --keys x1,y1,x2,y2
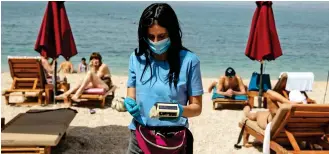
[
  {"x1": 55, "y1": 52, "x2": 112, "y2": 102},
  {"x1": 273, "y1": 72, "x2": 314, "y2": 104},
  {"x1": 243, "y1": 89, "x2": 305, "y2": 130},
  {"x1": 58, "y1": 58, "x2": 74, "y2": 74},
  {"x1": 40, "y1": 55, "x2": 55, "y2": 77},
  {"x1": 208, "y1": 67, "x2": 247, "y2": 97}
]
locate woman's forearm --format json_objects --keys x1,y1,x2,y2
[
  {"x1": 182, "y1": 102, "x2": 202, "y2": 117},
  {"x1": 127, "y1": 87, "x2": 136, "y2": 100}
]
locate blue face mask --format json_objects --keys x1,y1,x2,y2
[{"x1": 146, "y1": 38, "x2": 171, "y2": 55}]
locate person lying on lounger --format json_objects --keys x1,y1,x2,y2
[
  {"x1": 208, "y1": 67, "x2": 247, "y2": 97},
  {"x1": 273, "y1": 72, "x2": 314, "y2": 104},
  {"x1": 243, "y1": 89, "x2": 305, "y2": 130},
  {"x1": 55, "y1": 52, "x2": 112, "y2": 102}
]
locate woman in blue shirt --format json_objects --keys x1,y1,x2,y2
[{"x1": 125, "y1": 3, "x2": 203, "y2": 154}]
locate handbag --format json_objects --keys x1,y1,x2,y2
[{"x1": 135, "y1": 122, "x2": 187, "y2": 154}]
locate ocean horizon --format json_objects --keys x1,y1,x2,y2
[{"x1": 1, "y1": 1, "x2": 329, "y2": 81}]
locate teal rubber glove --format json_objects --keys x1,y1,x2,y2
[{"x1": 124, "y1": 97, "x2": 144, "y2": 125}]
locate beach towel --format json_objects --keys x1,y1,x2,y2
[
  {"x1": 279, "y1": 72, "x2": 314, "y2": 92},
  {"x1": 212, "y1": 87, "x2": 247, "y2": 100},
  {"x1": 263, "y1": 122, "x2": 272, "y2": 154},
  {"x1": 289, "y1": 90, "x2": 307, "y2": 104},
  {"x1": 248, "y1": 72, "x2": 272, "y2": 91}
]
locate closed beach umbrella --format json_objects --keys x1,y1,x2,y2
[
  {"x1": 245, "y1": 1, "x2": 283, "y2": 107},
  {"x1": 34, "y1": 1, "x2": 77, "y2": 103}
]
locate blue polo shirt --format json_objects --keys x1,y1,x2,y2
[{"x1": 127, "y1": 50, "x2": 203, "y2": 130}]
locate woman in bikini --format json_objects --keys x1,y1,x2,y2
[{"x1": 55, "y1": 52, "x2": 112, "y2": 102}]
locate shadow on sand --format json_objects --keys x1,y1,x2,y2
[
  {"x1": 213, "y1": 104, "x2": 246, "y2": 110},
  {"x1": 53, "y1": 125, "x2": 130, "y2": 154}
]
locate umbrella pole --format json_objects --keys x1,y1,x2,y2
[
  {"x1": 258, "y1": 61, "x2": 264, "y2": 108},
  {"x1": 53, "y1": 59, "x2": 58, "y2": 104},
  {"x1": 324, "y1": 70, "x2": 329, "y2": 104}
]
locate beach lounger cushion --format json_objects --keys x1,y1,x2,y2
[
  {"x1": 1, "y1": 108, "x2": 77, "y2": 146},
  {"x1": 240, "y1": 117, "x2": 265, "y2": 135},
  {"x1": 212, "y1": 87, "x2": 247, "y2": 100},
  {"x1": 279, "y1": 72, "x2": 314, "y2": 92},
  {"x1": 248, "y1": 72, "x2": 272, "y2": 91},
  {"x1": 83, "y1": 88, "x2": 107, "y2": 95}
]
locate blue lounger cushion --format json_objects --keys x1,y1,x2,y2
[{"x1": 212, "y1": 87, "x2": 248, "y2": 100}]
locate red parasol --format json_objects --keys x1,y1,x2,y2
[
  {"x1": 34, "y1": 1, "x2": 77, "y2": 103},
  {"x1": 35, "y1": 1, "x2": 77, "y2": 60},
  {"x1": 245, "y1": 1, "x2": 283, "y2": 107}
]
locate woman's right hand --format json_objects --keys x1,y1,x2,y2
[
  {"x1": 89, "y1": 60, "x2": 94, "y2": 67},
  {"x1": 124, "y1": 97, "x2": 144, "y2": 125},
  {"x1": 89, "y1": 60, "x2": 97, "y2": 73}
]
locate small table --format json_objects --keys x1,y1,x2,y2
[
  {"x1": 247, "y1": 91, "x2": 268, "y2": 108},
  {"x1": 45, "y1": 82, "x2": 70, "y2": 105}
]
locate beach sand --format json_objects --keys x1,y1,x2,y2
[{"x1": 1, "y1": 72, "x2": 328, "y2": 154}]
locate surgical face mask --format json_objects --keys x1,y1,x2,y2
[{"x1": 146, "y1": 38, "x2": 171, "y2": 55}]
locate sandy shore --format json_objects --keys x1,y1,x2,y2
[{"x1": 1, "y1": 72, "x2": 329, "y2": 154}]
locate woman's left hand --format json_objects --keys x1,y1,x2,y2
[{"x1": 149, "y1": 101, "x2": 184, "y2": 121}]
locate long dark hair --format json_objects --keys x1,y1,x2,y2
[
  {"x1": 89, "y1": 52, "x2": 103, "y2": 66},
  {"x1": 135, "y1": 3, "x2": 188, "y2": 88}
]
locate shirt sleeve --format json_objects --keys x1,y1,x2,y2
[
  {"x1": 187, "y1": 58, "x2": 204, "y2": 96},
  {"x1": 127, "y1": 53, "x2": 136, "y2": 88}
]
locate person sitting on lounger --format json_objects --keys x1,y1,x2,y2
[
  {"x1": 40, "y1": 55, "x2": 55, "y2": 77},
  {"x1": 208, "y1": 67, "x2": 247, "y2": 97},
  {"x1": 55, "y1": 52, "x2": 112, "y2": 102},
  {"x1": 58, "y1": 58, "x2": 74, "y2": 74}
]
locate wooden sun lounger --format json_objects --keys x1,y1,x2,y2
[
  {"x1": 247, "y1": 91, "x2": 270, "y2": 108},
  {"x1": 212, "y1": 86, "x2": 249, "y2": 110},
  {"x1": 1, "y1": 108, "x2": 77, "y2": 154},
  {"x1": 2, "y1": 57, "x2": 70, "y2": 106},
  {"x1": 2, "y1": 57, "x2": 48, "y2": 106},
  {"x1": 239, "y1": 102, "x2": 329, "y2": 153},
  {"x1": 212, "y1": 98, "x2": 248, "y2": 110},
  {"x1": 66, "y1": 85, "x2": 117, "y2": 108}
]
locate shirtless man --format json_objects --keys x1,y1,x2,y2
[
  {"x1": 208, "y1": 67, "x2": 247, "y2": 97},
  {"x1": 40, "y1": 56, "x2": 55, "y2": 77},
  {"x1": 55, "y1": 52, "x2": 112, "y2": 102},
  {"x1": 58, "y1": 58, "x2": 74, "y2": 73}
]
